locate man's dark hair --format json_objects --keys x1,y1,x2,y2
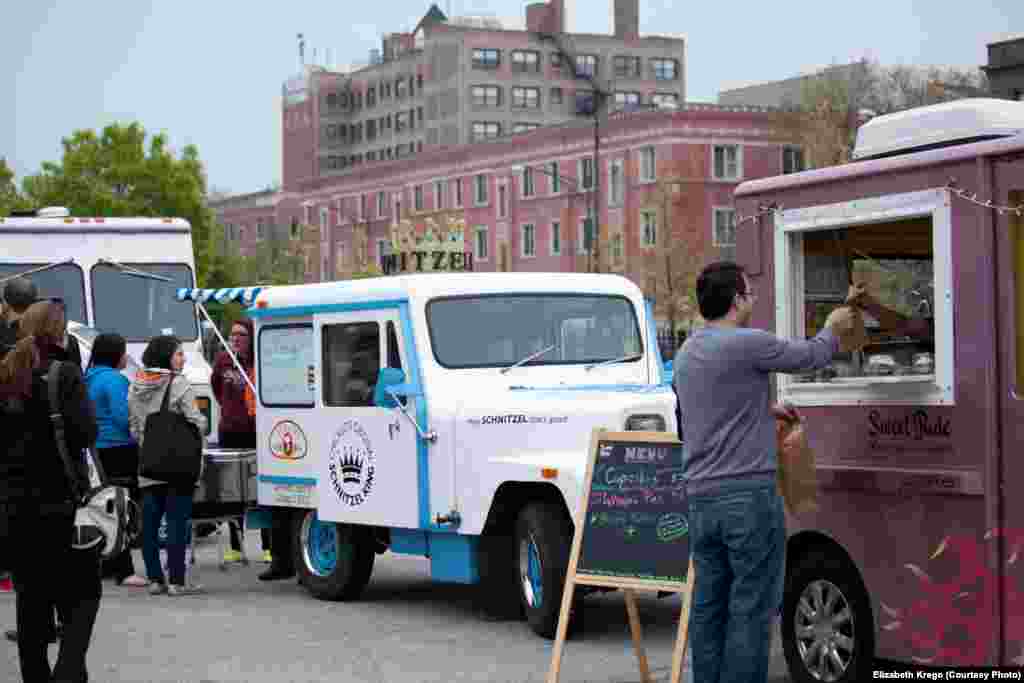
[
  {"x1": 142, "y1": 335, "x2": 181, "y2": 370},
  {"x1": 2, "y1": 278, "x2": 39, "y2": 314},
  {"x1": 696, "y1": 261, "x2": 747, "y2": 321},
  {"x1": 90, "y1": 332, "x2": 127, "y2": 369}
]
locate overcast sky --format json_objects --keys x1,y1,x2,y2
[{"x1": 2, "y1": 0, "x2": 1020, "y2": 195}]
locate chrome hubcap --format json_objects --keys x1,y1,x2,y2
[{"x1": 795, "y1": 580, "x2": 855, "y2": 682}]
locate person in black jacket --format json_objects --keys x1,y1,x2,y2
[{"x1": 0, "y1": 300, "x2": 101, "y2": 683}]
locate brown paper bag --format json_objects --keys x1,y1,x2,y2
[
  {"x1": 776, "y1": 417, "x2": 819, "y2": 515},
  {"x1": 825, "y1": 305, "x2": 868, "y2": 353}
]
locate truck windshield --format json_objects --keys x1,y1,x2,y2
[
  {"x1": 0, "y1": 263, "x2": 87, "y2": 323},
  {"x1": 90, "y1": 263, "x2": 198, "y2": 342},
  {"x1": 426, "y1": 294, "x2": 643, "y2": 369}
]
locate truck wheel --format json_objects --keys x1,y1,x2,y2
[
  {"x1": 293, "y1": 509, "x2": 374, "y2": 601},
  {"x1": 782, "y1": 549, "x2": 874, "y2": 683},
  {"x1": 515, "y1": 502, "x2": 574, "y2": 639}
]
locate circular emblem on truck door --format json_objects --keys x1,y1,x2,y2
[
  {"x1": 269, "y1": 421, "x2": 309, "y2": 460},
  {"x1": 327, "y1": 419, "x2": 376, "y2": 507}
]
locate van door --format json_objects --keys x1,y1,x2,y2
[
  {"x1": 994, "y1": 160, "x2": 1024, "y2": 666},
  {"x1": 312, "y1": 310, "x2": 419, "y2": 530}
]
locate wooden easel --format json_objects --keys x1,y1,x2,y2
[{"x1": 547, "y1": 430, "x2": 695, "y2": 683}]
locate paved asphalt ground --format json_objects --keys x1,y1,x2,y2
[{"x1": 1, "y1": 529, "x2": 793, "y2": 683}]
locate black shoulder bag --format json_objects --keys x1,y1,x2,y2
[{"x1": 138, "y1": 373, "x2": 203, "y2": 487}]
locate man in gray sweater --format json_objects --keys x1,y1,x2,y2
[{"x1": 673, "y1": 262, "x2": 843, "y2": 683}]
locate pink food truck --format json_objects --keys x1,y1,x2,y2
[{"x1": 734, "y1": 98, "x2": 1024, "y2": 680}]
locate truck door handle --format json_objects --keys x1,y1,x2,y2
[{"x1": 386, "y1": 389, "x2": 437, "y2": 443}]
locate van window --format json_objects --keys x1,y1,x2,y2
[
  {"x1": 0, "y1": 263, "x2": 87, "y2": 324},
  {"x1": 90, "y1": 263, "x2": 197, "y2": 341},
  {"x1": 386, "y1": 320, "x2": 403, "y2": 370},
  {"x1": 258, "y1": 324, "x2": 315, "y2": 408},
  {"x1": 323, "y1": 322, "x2": 381, "y2": 407}
]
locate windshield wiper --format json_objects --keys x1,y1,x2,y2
[
  {"x1": 0, "y1": 258, "x2": 75, "y2": 286},
  {"x1": 97, "y1": 258, "x2": 174, "y2": 283},
  {"x1": 584, "y1": 353, "x2": 643, "y2": 372},
  {"x1": 499, "y1": 344, "x2": 558, "y2": 375}
]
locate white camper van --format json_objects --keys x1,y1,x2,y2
[{"x1": 0, "y1": 207, "x2": 218, "y2": 441}]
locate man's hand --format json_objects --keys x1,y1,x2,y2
[{"x1": 772, "y1": 402, "x2": 801, "y2": 424}]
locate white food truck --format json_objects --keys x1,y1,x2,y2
[
  {"x1": 0, "y1": 207, "x2": 219, "y2": 444},
  {"x1": 176, "y1": 272, "x2": 678, "y2": 638}
]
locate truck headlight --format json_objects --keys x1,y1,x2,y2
[{"x1": 626, "y1": 414, "x2": 666, "y2": 431}]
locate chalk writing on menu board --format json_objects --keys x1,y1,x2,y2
[
  {"x1": 576, "y1": 439, "x2": 689, "y2": 584},
  {"x1": 260, "y1": 326, "x2": 315, "y2": 405}
]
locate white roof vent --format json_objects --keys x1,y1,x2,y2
[
  {"x1": 852, "y1": 98, "x2": 1024, "y2": 160},
  {"x1": 36, "y1": 206, "x2": 71, "y2": 218}
]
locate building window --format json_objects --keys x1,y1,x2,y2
[
  {"x1": 472, "y1": 122, "x2": 501, "y2": 141},
  {"x1": 471, "y1": 85, "x2": 501, "y2": 107},
  {"x1": 713, "y1": 144, "x2": 742, "y2": 180},
  {"x1": 455, "y1": 178, "x2": 463, "y2": 207},
  {"x1": 474, "y1": 174, "x2": 489, "y2": 205},
  {"x1": 512, "y1": 87, "x2": 540, "y2": 109},
  {"x1": 474, "y1": 226, "x2": 489, "y2": 260},
  {"x1": 575, "y1": 54, "x2": 598, "y2": 78},
  {"x1": 513, "y1": 123, "x2": 541, "y2": 134},
  {"x1": 550, "y1": 220, "x2": 561, "y2": 255},
  {"x1": 614, "y1": 92, "x2": 641, "y2": 108},
  {"x1": 417, "y1": 74, "x2": 423, "y2": 91},
  {"x1": 498, "y1": 184, "x2": 508, "y2": 217},
  {"x1": 512, "y1": 50, "x2": 540, "y2": 73},
  {"x1": 319, "y1": 207, "x2": 328, "y2": 235},
  {"x1": 578, "y1": 210, "x2": 595, "y2": 254},
  {"x1": 651, "y1": 92, "x2": 679, "y2": 108},
  {"x1": 522, "y1": 167, "x2": 535, "y2": 198},
  {"x1": 256, "y1": 220, "x2": 266, "y2": 240},
  {"x1": 360, "y1": 195, "x2": 368, "y2": 220},
  {"x1": 377, "y1": 239, "x2": 389, "y2": 270},
  {"x1": 640, "y1": 210, "x2": 658, "y2": 248},
  {"x1": 651, "y1": 58, "x2": 679, "y2": 81},
  {"x1": 396, "y1": 78, "x2": 407, "y2": 99},
  {"x1": 613, "y1": 55, "x2": 642, "y2": 78},
  {"x1": 609, "y1": 159, "x2": 624, "y2": 206},
  {"x1": 521, "y1": 224, "x2": 536, "y2": 257},
  {"x1": 549, "y1": 162, "x2": 560, "y2": 194},
  {"x1": 783, "y1": 146, "x2": 806, "y2": 174},
  {"x1": 549, "y1": 88, "x2": 564, "y2": 107},
  {"x1": 417, "y1": 107, "x2": 424, "y2": 123},
  {"x1": 434, "y1": 180, "x2": 446, "y2": 209},
  {"x1": 713, "y1": 208, "x2": 736, "y2": 247},
  {"x1": 612, "y1": 233, "x2": 624, "y2": 262},
  {"x1": 639, "y1": 146, "x2": 656, "y2": 182},
  {"x1": 414, "y1": 185, "x2": 424, "y2": 211},
  {"x1": 472, "y1": 48, "x2": 501, "y2": 70},
  {"x1": 377, "y1": 191, "x2": 386, "y2": 218},
  {"x1": 290, "y1": 218, "x2": 300, "y2": 240},
  {"x1": 367, "y1": 88, "x2": 376, "y2": 108},
  {"x1": 579, "y1": 157, "x2": 595, "y2": 190}
]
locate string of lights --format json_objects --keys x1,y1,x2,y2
[{"x1": 946, "y1": 183, "x2": 1024, "y2": 217}]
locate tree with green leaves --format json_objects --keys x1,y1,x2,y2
[
  {"x1": 0, "y1": 158, "x2": 29, "y2": 216},
  {"x1": 17, "y1": 122, "x2": 225, "y2": 286}
]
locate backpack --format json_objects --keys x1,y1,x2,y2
[{"x1": 47, "y1": 361, "x2": 140, "y2": 559}]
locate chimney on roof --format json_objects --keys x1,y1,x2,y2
[
  {"x1": 613, "y1": 0, "x2": 638, "y2": 40},
  {"x1": 526, "y1": 3, "x2": 551, "y2": 33},
  {"x1": 548, "y1": 0, "x2": 565, "y2": 34}
]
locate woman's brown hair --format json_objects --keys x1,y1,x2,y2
[
  {"x1": 0, "y1": 301, "x2": 63, "y2": 399},
  {"x1": 18, "y1": 300, "x2": 66, "y2": 346}
]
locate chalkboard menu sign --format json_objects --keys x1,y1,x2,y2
[{"x1": 576, "y1": 433, "x2": 689, "y2": 584}]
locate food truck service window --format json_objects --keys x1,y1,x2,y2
[
  {"x1": 773, "y1": 188, "x2": 953, "y2": 406},
  {"x1": 259, "y1": 324, "x2": 316, "y2": 408}
]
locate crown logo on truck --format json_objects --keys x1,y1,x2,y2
[{"x1": 339, "y1": 447, "x2": 364, "y2": 484}]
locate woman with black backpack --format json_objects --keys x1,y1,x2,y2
[
  {"x1": 0, "y1": 300, "x2": 100, "y2": 683},
  {"x1": 128, "y1": 335, "x2": 207, "y2": 597}
]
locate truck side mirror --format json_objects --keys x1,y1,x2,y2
[{"x1": 374, "y1": 367, "x2": 408, "y2": 408}]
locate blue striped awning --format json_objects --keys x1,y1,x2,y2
[{"x1": 175, "y1": 287, "x2": 266, "y2": 306}]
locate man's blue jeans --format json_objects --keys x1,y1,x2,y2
[
  {"x1": 687, "y1": 475, "x2": 785, "y2": 683},
  {"x1": 142, "y1": 485, "x2": 194, "y2": 586}
]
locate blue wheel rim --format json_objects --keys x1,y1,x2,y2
[
  {"x1": 303, "y1": 512, "x2": 338, "y2": 577},
  {"x1": 519, "y1": 535, "x2": 544, "y2": 608}
]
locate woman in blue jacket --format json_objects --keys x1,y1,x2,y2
[{"x1": 85, "y1": 333, "x2": 147, "y2": 587}]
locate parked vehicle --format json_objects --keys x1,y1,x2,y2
[
  {"x1": 181, "y1": 272, "x2": 677, "y2": 638},
  {"x1": 734, "y1": 98, "x2": 1024, "y2": 679}
]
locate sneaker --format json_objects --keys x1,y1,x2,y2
[
  {"x1": 262, "y1": 550, "x2": 272, "y2": 563},
  {"x1": 168, "y1": 583, "x2": 204, "y2": 596},
  {"x1": 147, "y1": 581, "x2": 168, "y2": 596},
  {"x1": 223, "y1": 549, "x2": 243, "y2": 563}
]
